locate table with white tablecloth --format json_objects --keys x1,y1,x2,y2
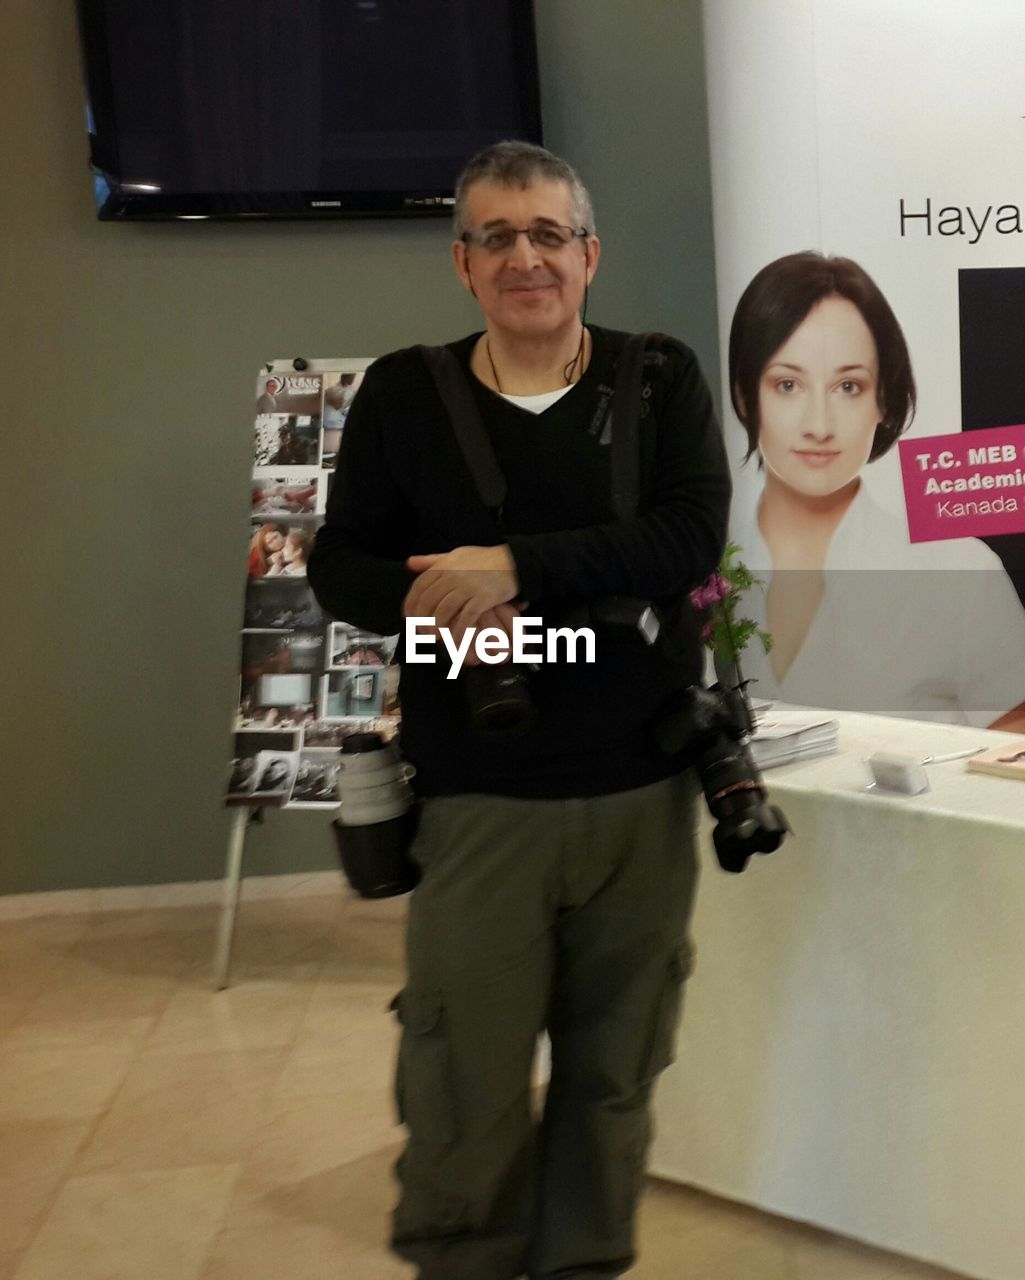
[{"x1": 651, "y1": 709, "x2": 1025, "y2": 1280}]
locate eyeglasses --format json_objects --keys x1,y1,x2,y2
[{"x1": 461, "y1": 221, "x2": 589, "y2": 253}]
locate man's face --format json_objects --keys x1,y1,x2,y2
[{"x1": 452, "y1": 178, "x2": 600, "y2": 340}]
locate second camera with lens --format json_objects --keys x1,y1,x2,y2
[{"x1": 654, "y1": 677, "x2": 789, "y2": 874}]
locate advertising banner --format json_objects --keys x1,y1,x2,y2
[
  {"x1": 226, "y1": 361, "x2": 400, "y2": 809},
  {"x1": 704, "y1": 0, "x2": 1025, "y2": 726}
]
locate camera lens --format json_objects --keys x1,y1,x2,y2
[{"x1": 463, "y1": 666, "x2": 536, "y2": 737}]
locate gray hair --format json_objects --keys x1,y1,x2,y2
[{"x1": 452, "y1": 140, "x2": 596, "y2": 238}]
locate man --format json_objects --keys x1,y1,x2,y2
[
  {"x1": 256, "y1": 376, "x2": 281, "y2": 413},
  {"x1": 308, "y1": 141, "x2": 730, "y2": 1279}
]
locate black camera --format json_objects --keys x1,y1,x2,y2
[
  {"x1": 655, "y1": 676, "x2": 789, "y2": 874},
  {"x1": 462, "y1": 664, "x2": 537, "y2": 736},
  {"x1": 462, "y1": 596, "x2": 659, "y2": 737},
  {"x1": 460, "y1": 595, "x2": 788, "y2": 876}
]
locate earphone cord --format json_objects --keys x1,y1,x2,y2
[
  {"x1": 485, "y1": 337, "x2": 503, "y2": 394},
  {"x1": 562, "y1": 283, "x2": 589, "y2": 385},
  {"x1": 487, "y1": 285, "x2": 589, "y2": 394}
]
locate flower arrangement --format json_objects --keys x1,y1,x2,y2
[{"x1": 689, "y1": 542, "x2": 772, "y2": 664}]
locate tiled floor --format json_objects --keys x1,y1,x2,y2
[{"x1": 0, "y1": 891, "x2": 971, "y2": 1280}]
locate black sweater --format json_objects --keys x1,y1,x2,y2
[{"x1": 307, "y1": 326, "x2": 731, "y2": 798}]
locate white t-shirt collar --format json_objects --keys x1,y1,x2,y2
[{"x1": 498, "y1": 385, "x2": 573, "y2": 415}]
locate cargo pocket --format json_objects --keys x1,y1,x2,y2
[
  {"x1": 640, "y1": 941, "x2": 695, "y2": 1082},
  {"x1": 391, "y1": 989, "x2": 456, "y2": 1145}
]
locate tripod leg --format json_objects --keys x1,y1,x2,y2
[{"x1": 212, "y1": 808, "x2": 250, "y2": 990}]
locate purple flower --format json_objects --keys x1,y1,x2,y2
[
  {"x1": 689, "y1": 573, "x2": 732, "y2": 611},
  {"x1": 700, "y1": 621, "x2": 714, "y2": 641}
]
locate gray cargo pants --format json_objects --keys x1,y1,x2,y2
[{"x1": 390, "y1": 771, "x2": 699, "y2": 1279}]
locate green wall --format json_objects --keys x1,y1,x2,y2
[{"x1": 0, "y1": 0, "x2": 718, "y2": 894}]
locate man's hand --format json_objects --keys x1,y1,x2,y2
[
  {"x1": 403, "y1": 545, "x2": 519, "y2": 644},
  {"x1": 459, "y1": 601, "x2": 523, "y2": 668}
]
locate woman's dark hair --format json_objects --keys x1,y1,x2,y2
[{"x1": 728, "y1": 251, "x2": 916, "y2": 461}]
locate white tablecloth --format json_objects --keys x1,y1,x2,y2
[{"x1": 651, "y1": 709, "x2": 1025, "y2": 1280}]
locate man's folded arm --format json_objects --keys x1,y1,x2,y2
[{"x1": 307, "y1": 375, "x2": 416, "y2": 638}]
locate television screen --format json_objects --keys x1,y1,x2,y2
[{"x1": 75, "y1": 0, "x2": 542, "y2": 221}]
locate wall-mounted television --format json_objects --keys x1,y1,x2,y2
[{"x1": 75, "y1": 0, "x2": 542, "y2": 221}]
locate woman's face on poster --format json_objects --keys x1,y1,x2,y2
[{"x1": 757, "y1": 294, "x2": 881, "y2": 498}]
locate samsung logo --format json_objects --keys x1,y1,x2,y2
[
  {"x1": 310, "y1": 200, "x2": 342, "y2": 208},
  {"x1": 403, "y1": 196, "x2": 455, "y2": 207}
]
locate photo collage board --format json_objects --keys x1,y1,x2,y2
[{"x1": 226, "y1": 362, "x2": 400, "y2": 809}]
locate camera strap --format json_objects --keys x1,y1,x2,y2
[
  {"x1": 418, "y1": 344, "x2": 508, "y2": 513},
  {"x1": 418, "y1": 332, "x2": 654, "y2": 523},
  {"x1": 609, "y1": 332, "x2": 648, "y2": 521}
]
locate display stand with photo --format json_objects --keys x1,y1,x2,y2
[{"x1": 215, "y1": 359, "x2": 394, "y2": 988}]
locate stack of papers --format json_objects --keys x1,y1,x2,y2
[{"x1": 749, "y1": 713, "x2": 839, "y2": 770}]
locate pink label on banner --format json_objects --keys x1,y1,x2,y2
[{"x1": 898, "y1": 423, "x2": 1025, "y2": 542}]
